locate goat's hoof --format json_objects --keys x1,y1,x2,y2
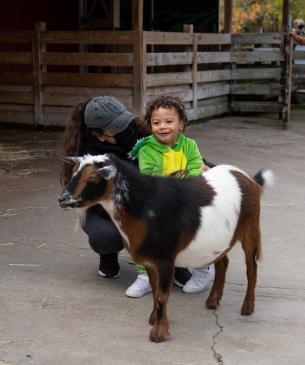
[
  {"x1": 149, "y1": 324, "x2": 169, "y2": 343},
  {"x1": 149, "y1": 310, "x2": 157, "y2": 325},
  {"x1": 206, "y1": 296, "x2": 220, "y2": 310},
  {"x1": 241, "y1": 301, "x2": 254, "y2": 316}
]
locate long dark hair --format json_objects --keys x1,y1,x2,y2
[{"x1": 60, "y1": 99, "x2": 90, "y2": 185}]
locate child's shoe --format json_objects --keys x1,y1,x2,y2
[
  {"x1": 125, "y1": 273, "x2": 152, "y2": 298},
  {"x1": 182, "y1": 266, "x2": 214, "y2": 294}
]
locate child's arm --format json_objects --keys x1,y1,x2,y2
[
  {"x1": 138, "y1": 147, "x2": 163, "y2": 176},
  {"x1": 186, "y1": 139, "x2": 206, "y2": 176}
]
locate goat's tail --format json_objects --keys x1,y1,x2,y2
[{"x1": 253, "y1": 169, "x2": 274, "y2": 189}]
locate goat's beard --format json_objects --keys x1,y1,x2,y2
[{"x1": 74, "y1": 208, "x2": 87, "y2": 232}]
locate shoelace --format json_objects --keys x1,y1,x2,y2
[
  {"x1": 189, "y1": 270, "x2": 211, "y2": 285},
  {"x1": 134, "y1": 276, "x2": 150, "y2": 289}
]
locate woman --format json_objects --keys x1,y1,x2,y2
[
  {"x1": 60, "y1": 96, "x2": 192, "y2": 296},
  {"x1": 290, "y1": 18, "x2": 305, "y2": 45}
]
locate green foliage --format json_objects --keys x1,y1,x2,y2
[{"x1": 231, "y1": 0, "x2": 305, "y2": 32}]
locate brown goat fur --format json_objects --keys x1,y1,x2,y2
[{"x1": 58, "y1": 154, "x2": 273, "y2": 342}]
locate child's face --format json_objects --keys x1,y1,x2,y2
[{"x1": 150, "y1": 107, "x2": 184, "y2": 147}]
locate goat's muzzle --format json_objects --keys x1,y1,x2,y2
[{"x1": 58, "y1": 190, "x2": 82, "y2": 209}]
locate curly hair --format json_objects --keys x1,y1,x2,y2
[{"x1": 144, "y1": 95, "x2": 188, "y2": 129}]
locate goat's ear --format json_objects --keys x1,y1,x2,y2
[
  {"x1": 64, "y1": 156, "x2": 81, "y2": 165},
  {"x1": 97, "y1": 165, "x2": 117, "y2": 180}
]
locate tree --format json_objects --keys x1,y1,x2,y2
[{"x1": 231, "y1": 0, "x2": 305, "y2": 33}]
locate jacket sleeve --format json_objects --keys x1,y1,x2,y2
[
  {"x1": 291, "y1": 33, "x2": 305, "y2": 45},
  {"x1": 138, "y1": 146, "x2": 163, "y2": 176},
  {"x1": 185, "y1": 139, "x2": 204, "y2": 176}
]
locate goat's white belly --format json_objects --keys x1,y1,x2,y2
[
  {"x1": 175, "y1": 165, "x2": 243, "y2": 268},
  {"x1": 175, "y1": 207, "x2": 237, "y2": 267}
]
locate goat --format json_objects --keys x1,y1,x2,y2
[{"x1": 58, "y1": 153, "x2": 273, "y2": 343}]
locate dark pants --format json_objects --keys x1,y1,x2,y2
[
  {"x1": 82, "y1": 208, "x2": 123, "y2": 256},
  {"x1": 83, "y1": 208, "x2": 191, "y2": 284}
]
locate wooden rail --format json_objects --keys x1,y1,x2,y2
[
  {"x1": 291, "y1": 40, "x2": 305, "y2": 90},
  {"x1": 231, "y1": 32, "x2": 288, "y2": 127},
  {"x1": 0, "y1": 25, "x2": 292, "y2": 127}
]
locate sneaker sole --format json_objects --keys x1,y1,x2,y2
[
  {"x1": 173, "y1": 279, "x2": 184, "y2": 288},
  {"x1": 182, "y1": 287, "x2": 206, "y2": 294},
  {"x1": 98, "y1": 270, "x2": 121, "y2": 279},
  {"x1": 125, "y1": 289, "x2": 152, "y2": 298}
]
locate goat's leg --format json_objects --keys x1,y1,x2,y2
[
  {"x1": 206, "y1": 255, "x2": 229, "y2": 310},
  {"x1": 149, "y1": 261, "x2": 174, "y2": 343},
  {"x1": 240, "y1": 230, "x2": 261, "y2": 315},
  {"x1": 146, "y1": 266, "x2": 158, "y2": 325}
]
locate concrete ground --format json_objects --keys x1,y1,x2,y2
[{"x1": 0, "y1": 110, "x2": 305, "y2": 365}]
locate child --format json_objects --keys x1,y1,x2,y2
[{"x1": 125, "y1": 95, "x2": 214, "y2": 298}]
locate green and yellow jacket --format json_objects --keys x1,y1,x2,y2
[{"x1": 130, "y1": 133, "x2": 203, "y2": 177}]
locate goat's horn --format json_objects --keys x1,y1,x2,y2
[{"x1": 64, "y1": 156, "x2": 81, "y2": 165}]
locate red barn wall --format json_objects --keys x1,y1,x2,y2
[
  {"x1": 0, "y1": 0, "x2": 78, "y2": 31},
  {"x1": 0, "y1": 0, "x2": 79, "y2": 72}
]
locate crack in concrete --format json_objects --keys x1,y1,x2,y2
[
  {"x1": 211, "y1": 310, "x2": 225, "y2": 365},
  {"x1": 227, "y1": 280, "x2": 305, "y2": 293}
]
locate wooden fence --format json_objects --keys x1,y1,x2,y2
[
  {"x1": 0, "y1": 25, "x2": 293, "y2": 128},
  {"x1": 231, "y1": 33, "x2": 285, "y2": 114},
  {"x1": 291, "y1": 39, "x2": 305, "y2": 90},
  {"x1": 144, "y1": 31, "x2": 232, "y2": 121}
]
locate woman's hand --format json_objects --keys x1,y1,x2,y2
[{"x1": 290, "y1": 28, "x2": 298, "y2": 36}]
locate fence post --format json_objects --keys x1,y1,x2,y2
[
  {"x1": 183, "y1": 25, "x2": 197, "y2": 119},
  {"x1": 133, "y1": 30, "x2": 146, "y2": 115},
  {"x1": 32, "y1": 21, "x2": 45, "y2": 126},
  {"x1": 282, "y1": 34, "x2": 293, "y2": 128},
  {"x1": 192, "y1": 33, "x2": 198, "y2": 120},
  {"x1": 224, "y1": 0, "x2": 233, "y2": 33}
]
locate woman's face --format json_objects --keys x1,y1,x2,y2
[{"x1": 93, "y1": 130, "x2": 117, "y2": 144}]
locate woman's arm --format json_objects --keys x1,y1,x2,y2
[
  {"x1": 185, "y1": 139, "x2": 206, "y2": 176},
  {"x1": 290, "y1": 29, "x2": 305, "y2": 45}
]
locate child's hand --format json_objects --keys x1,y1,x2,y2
[{"x1": 200, "y1": 165, "x2": 209, "y2": 172}]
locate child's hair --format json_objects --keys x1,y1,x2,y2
[{"x1": 144, "y1": 95, "x2": 188, "y2": 128}]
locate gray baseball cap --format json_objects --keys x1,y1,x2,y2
[{"x1": 84, "y1": 96, "x2": 135, "y2": 134}]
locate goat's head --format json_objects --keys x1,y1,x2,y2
[{"x1": 58, "y1": 154, "x2": 117, "y2": 209}]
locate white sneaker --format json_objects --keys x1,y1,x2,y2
[
  {"x1": 182, "y1": 266, "x2": 214, "y2": 294},
  {"x1": 125, "y1": 273, "x2": 152, "y2": 298}
]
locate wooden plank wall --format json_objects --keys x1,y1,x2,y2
[
  {"x1": 41, "y1": 31, "x2": 136, "y2": 126},
  {"x1": 0, "y1": 31, "x2": 34, "y2": 125},
  {"x1": 230, "y1": 33, "x2": 285, "y2": 114},
  {"x1": 292, "y1": 43, "x2": 305, "y2": 90},
  {"x1": 145, "y1": 32, "x2": 231, "y2": 120},
  {"x1": 0, "y1": 28, "x2": 136, "y2": 126},
  {"x1": 0, "y1": 27, "x2": 290, "y2": 127}
]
